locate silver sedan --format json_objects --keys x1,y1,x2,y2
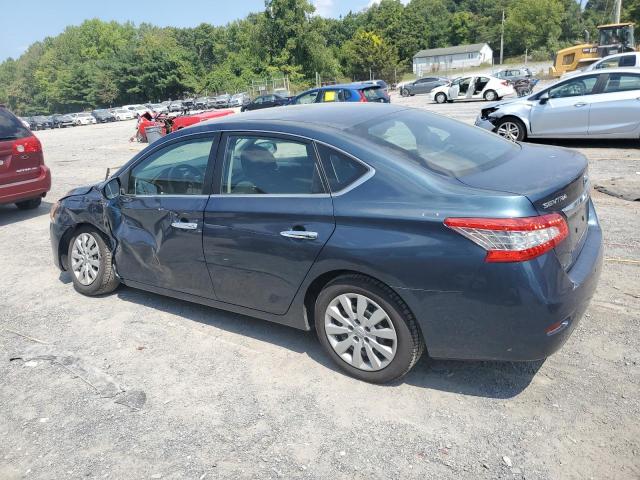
[{"x1": 475, "y1": 68, "x2": 640, "y2": 142}]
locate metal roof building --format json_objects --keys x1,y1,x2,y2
[{"x1": 413, "y1": 43, "x2": 493, "y2": 75}]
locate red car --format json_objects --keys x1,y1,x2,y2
[
  {"x1": 135, "y1": 109, "x2": 235, "y2": 142},
  {"x1": 0, "y1": 106, "x2": 51, "y2": 210}
]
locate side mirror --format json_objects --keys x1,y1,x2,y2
[
  {"x1": 539, "y1": 92, "x2": 550, "y2": 105},
  {"x1": 103, "y1": 177, "x2": 121, "y2": 200}
]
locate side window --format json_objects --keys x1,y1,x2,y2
[
  {"x1": 128, "y1": 137, "x2": 213, "y2": 195},
  {"x1": 603, "y1": 73, "x2": 640, "y2": 93},
  {"x1": 316, "y1": 144, "x2": 369, "y2": 192},
  {"x1": 548, "y1": 75, "x2": 599, "y2": 98},
  {"x1": 596, "y1": 58, "x2": 620, "y2": 69},
  {"x1": 253, "y1": 97, "x2": 264, "y2": 104},
  {"x1": 294, "y1": 91, "x2": 319, "y2": 104},
  {"x1": 619, "y1": 55, "x2": 636, "y2": 67},
  {"x1": 220, "y1": 136, "x2": 325, "y2": 195},
  {"x1": 322, "y1": 90, "x2": 339, "y2": 102}
]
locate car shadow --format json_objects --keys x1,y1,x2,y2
[
  {"x1": 527, "y1": 138, "x2": 638, "y2": 149},
  {"x1": 0, "y1": 200, "x2": 52, "y2": 226},
  {"x1": 114, "y1": 286, "x2": 540, "y2": 398}
]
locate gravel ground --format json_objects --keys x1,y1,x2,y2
[{"x1": 1, "y1": 100, "x2": 639, "y2": 480}]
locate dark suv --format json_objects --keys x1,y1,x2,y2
[{"x1": 0, "y1": 106, "x2": 51, "y2": 209}]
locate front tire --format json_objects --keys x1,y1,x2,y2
[
  {"x1": 68, "y1": 227, "x2": 119, "y2": 296},
  {"x1": 495, "y1": 117, "x2": 526, "y2": 142},
  {"x1": 435, "y1": 92, "x2": 447, "y2": 104},
  {"x1": 400, "y1": 88, "x2": 410, "y2": 97},
  {"x1": 15, "y1": 197, "x2": 41, "y2": 210},
  {"x1": 315, "y1": 274, "x2": 424, "y2": 383}
]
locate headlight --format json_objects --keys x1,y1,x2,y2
[{"x1": 50, "y1": 200, "x2": 60, "y2": 222}]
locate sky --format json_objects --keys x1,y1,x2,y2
[{"x1": 0, "y1": 0, "x2": 392, "y2": 62}]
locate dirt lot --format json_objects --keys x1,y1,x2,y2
[{"x1": 1, "y1": 101, "x2": 639, "y2": 480}]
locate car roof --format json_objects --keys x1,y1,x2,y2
[
  {"x1": 199, "y1": 103, "x2": 408, "y2": 131},
  {"x1": 571, "y1": 67, "x2": 640, "y2": 77}
]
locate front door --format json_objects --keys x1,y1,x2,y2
[
  {"x1": 109, "y1": 134, "x2": 218, "y2": 298},
  {"x1": 530, "y1": 74, "x2": 601, "y2": 136},
  {"x1": 203, "y1": 133, "x2": 335, "y2": 315}
]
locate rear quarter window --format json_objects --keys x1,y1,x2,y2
[
  {"x1": 0, "y1": 109, "x2": 31, "y2": 139},
  {"x1": 316, "y1": 143, "x2": 369, "y2": 192}
]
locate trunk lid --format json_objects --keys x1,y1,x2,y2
[{"x1": 457, "y1": 143, "x2": 590, "y2": 270}]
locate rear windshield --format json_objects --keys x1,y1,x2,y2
[
  {"x1": 0, "y1": 109, "x2": 31, "y2": 140},
  {"x1": 362, "y1": 87, "x2": 385, "y2": 101},
  {"x1": 348, "y1": 109, "x2": 518, "y2": 177}
]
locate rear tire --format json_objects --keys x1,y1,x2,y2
[
  {"x1": 15, "y1": 197, "x2": 41, "y2": 210},
  {"x1": 484, "y1": 89, "x2": 498, "y2": 101},
  {"x1": 315, "y1": 274, "x2": 425, "y2": 384},
  {"x1": 67, "y1": 227, "x2": 119, "y2": 296},
  {"x1": 435, "y1": 92, "x2": 447, "y2": 104}
]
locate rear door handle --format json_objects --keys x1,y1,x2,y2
[
  {"x1": 171, "y1": 221, "x2": 198, "y2": 230},
  {"x1": 280, "y1": 230, "x2": 318, "y2": 240},
  {"x1": 574, "y1": 102, "x2": 588, "y2": 107}
]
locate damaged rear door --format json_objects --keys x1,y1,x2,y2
[{"x1": 109, "y1": 133, "x2": 219, "y2": 298}]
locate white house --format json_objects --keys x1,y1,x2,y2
[{"x1": 413, "y1": 43, "x2": 493, "y2": 76}]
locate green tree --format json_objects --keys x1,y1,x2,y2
[{"x1": 342, "y1": 30, "x2": 399, "y2": 81}]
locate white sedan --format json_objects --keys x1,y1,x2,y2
[
  {"x1": 70, "y1": 112, "x2": 97, "y2": 126},
  {"x1": 430, "y1": 75, "x2": 515, "y2": 103},
  {"x1": 112, "y1": 108, "x2": 136, "y2": 121}
]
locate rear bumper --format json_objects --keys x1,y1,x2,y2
[
  {"x1": 401, "y1": 200, "x2": 603, "y2": 361},
  {"x1": 0, "y1": 166, "x2": 51, "y2": 205}
]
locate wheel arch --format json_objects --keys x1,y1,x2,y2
[
  {"x1": 57, "y1": 222, "x2": 112, "y2": 271},
  {"x1": 303, "y1": 269, "x2": 419, "y2": 334},
  {"x1": 494, "y1": 114, "x2": 530, "y2": 139}
]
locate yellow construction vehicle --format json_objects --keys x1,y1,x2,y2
[{"x1": 550, "y1": 22, "x2": 636, "y2": 77}]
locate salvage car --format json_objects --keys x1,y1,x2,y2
[
  {"x1": 430, "y1": 75, "x2": 514, "y2": 103},
  {"x1": 135, "y1": 109, "x2": 235, "y2": 142},
  {"x1": 0, "y1": 106, "x2": 51, "y2": 209},
  {"x1": 30, "y1": 115, "x2": 54, "y2": 130},
  {"x1": 291, "y1": 83, "x2": 390, "y2": 105},
  {"x1": 71, "y1": 112, "x2": 97, "y2": 126},
  {"x1": 241, "y1": 93, "x2": 289, "y2": 112},
  {"x1": 493, "y1": 67, "x2": 533, "y2": 82},
  {"x1": 113, "y1": 108, "x2": 135, "y2": 121},
  {"x1": 400, "y1": 77, "x2": 448, "y2": 96},
  {"x1": 475, "y1": 68, "x2": 640, "y2": 141},
  {"x1": 50, "y1": 103, "x2": 602, "y2": 383},
  {"x1": 51, "y1": 114, "x2": 75, "y2": 128},
  {"x1": 92, "y1": 109, "x2": 116, "y2": 123}
]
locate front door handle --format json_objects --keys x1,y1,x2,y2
[
  {"x1": 280, "y1": 230, "x2": 318, "y2": 240},
  {"x1": 574, "y1": 102, "x2": 588, "y2": 107},
  {"x1": 171, "y1": 221, "x2": 198, "y2": 230}
]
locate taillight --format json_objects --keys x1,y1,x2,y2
[
  {"x1": 501, "y1": 80, "x2": 509, "y2": 87},
  {"x1": 13, "y1": 136, "x2": 42, "y2": 154},
  {"x1": 444, "y1": 213, "x2": 569, "y2": 263},
  {"x1": 358, "y1": 91, "x2": 367, "y2": 102}
]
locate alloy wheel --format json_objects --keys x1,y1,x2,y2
[
  {"x1": 71, "y1": 233, "x2": 101, "y2": 286},
  {"x1": 496, "y1": 121, "x2": 521, "y2": 142},
  {"x1": 324, "y1": 293, "x2": 398, "y2": 371}
]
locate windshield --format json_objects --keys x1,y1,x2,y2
[{"x1": 348, "y1": 109, "x2": 518, "y2": 177}]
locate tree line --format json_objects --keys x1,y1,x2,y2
[{"x1": 0, "y1": 0, "x2": 637, "y2": 115}]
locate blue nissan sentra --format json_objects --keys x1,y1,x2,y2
[{"x1": 50, "y1": 103, "x2": 602, "y2": 383}]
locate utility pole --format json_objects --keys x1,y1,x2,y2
[
  {"x1": 500, "y1": 9, "x2": 505, "y2": 65},
  {"x1": 614, "y1": 0, "x2": 622, "y2": 23}
]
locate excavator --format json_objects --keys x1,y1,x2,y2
[{"x1": 550, "y1": 22, "x2": 636, "y2": 77}]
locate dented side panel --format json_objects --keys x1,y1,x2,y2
[{"x1": 108, "y1": 195, "x2": 215, "y2": 299}]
